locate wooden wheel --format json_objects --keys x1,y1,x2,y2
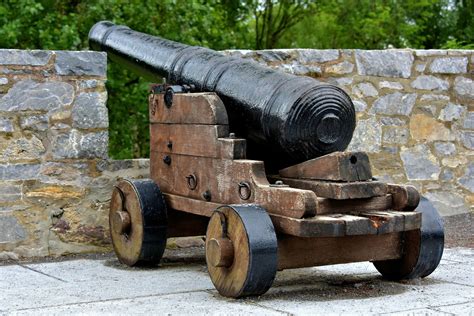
[
  {"x1": 109, "y1": 179, "x2": 168, "y2": 266},
  {"x1": 206, "y1": 204, "x2": 278, "y2": 298},
  {"x1": 373, "y1": 197, "x2": 444, "y2": 279}
]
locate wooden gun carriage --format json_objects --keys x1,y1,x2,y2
[{"x1": 90, "y1": 22, "x2": 444, "y2": 298}]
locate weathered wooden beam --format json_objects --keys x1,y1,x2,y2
[
  {"x1": 149, "y1": 92, "x2": 228, "y2": 125},
  {"x1": 270, "y1": 210, "x2": 421, "y2": 238},
  {"x1": 316, "y1": 194, "x2": 392, "y2": 214},
  {"x1": 388, "y1": 184, "x2": 420, "y2": 211},
  {"x1": 279, "y1": 151, "x2": 372, "y2": 182},
  {"x1": 277, "y1": 233, "x2": 403, "y2": 270},
  {"x1": 269, "y1": 176, "x2": 387, "y2": 199}
]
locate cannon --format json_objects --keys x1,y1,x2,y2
[
  {"x1": 89, "y1": 21, "x2": 356, "y2": 169},
  {"x1": 90, "y1": 21, "x2": 444, "y2": 298}
]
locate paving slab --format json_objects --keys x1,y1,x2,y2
[
  {"x1": 7, "y1": 291, "x2": 286, "y2": 316},
  {"x1": 0, "y1": 261, "x2": 214, "y2": 311},
  {"x1": 0, "y1": 247, "x2": 472, "y2": 315}
]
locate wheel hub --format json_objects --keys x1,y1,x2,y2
[
  {"x1": 207, "y1": 237, "x2": 234, "y2": 268},
  {"x1": 111, "y1": 210, "x2": 131, "y2": 235}
]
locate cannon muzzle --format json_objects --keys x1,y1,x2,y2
[{"x1": 89, "y1": 21, "x2": 356, "y2": 168}]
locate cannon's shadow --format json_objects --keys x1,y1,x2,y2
[
  {"x1": 104, "y1": 250, "x2": 441, "y2": 302},
  {"x1": 250, "y1": 267, "x2": 442, "y2": 302}
]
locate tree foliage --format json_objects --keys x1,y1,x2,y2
[{"x1": 0, "y1": 0, "x2": 471, "y2": 158}]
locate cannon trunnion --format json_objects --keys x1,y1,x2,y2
[{"x1": 108, "y1": 89, "x2": 444, "y2": 298}]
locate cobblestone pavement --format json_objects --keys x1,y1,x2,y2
[{"x1": 0, "y1": 247, "x2": 472, "y2": 315}]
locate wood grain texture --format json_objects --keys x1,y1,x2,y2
[
  {"x1": 269, "y1": 176, "x2": 387, "y2": 199},
  {"x1": 109, "y1": 182, "x2": 144, "y2": 266},
  {"x1": 279, "y1": 151, "x2": 372, "y2": 182},
  {"x1": 150, "y1": 92, "x2": 228, "y2": 125},
  {"x1": 206, "y1": 205, "x2": 277, "y2": 298},
  {"x1": 316, "y1": 194, "x2": 392, "y2": 214},
  {"x1": 206, "y1": 208, "x2": 249, "y2": 297},
  {"x1": 150, "y1": 123, "x2": 247, "y2": 159},
  {"x1": 388, "y1": 184, "x2": 420, "y2": 211},
  {"x1": 151, "y1": 154, "x2": 317, "y2": 219},
  {"x1": 270, "y1": 211, "x2": 421, "y2": 237},
  {"x1": 277, "y1": 233, "x2": 403, "y2": 270}
]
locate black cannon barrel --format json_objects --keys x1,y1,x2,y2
[{"x1": 89, "y1": 21, "x2": 356, "y2": 168}]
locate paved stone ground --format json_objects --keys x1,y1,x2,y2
[{"x1": 0, "y1": 247, "x2": 472, "y2": 315}]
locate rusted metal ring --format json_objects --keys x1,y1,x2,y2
[
  {"x1": 238, "y1": 181, "x2": 251, "y2": 200},
  {"x1": 186, "y1": 174, "x2": 197, "y2": 190}
]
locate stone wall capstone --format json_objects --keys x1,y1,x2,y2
[
  {"x1": 0, "y1": 50, "x2": 148, "y2": 260},
  {"x1": 224, "y1": 49, "x2": 473, "y2": 217}
]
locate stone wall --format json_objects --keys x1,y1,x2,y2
[
  {"x1": 0, "y1": 50, "x2": 148, "y2": 259},
  {"x1": 225, "y1": 49, "x2": 473, "y2": 216},
  {"x1": 0, "y1": 48, "x2": 472, "y2": 260}
]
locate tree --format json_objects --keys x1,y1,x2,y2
[
  {"x1": 0, "y1": 0, "x2": 253, "y2": 158},
  {"x1": 245, "y1": 0, "x2": 317, "y2": 49},
  {"x1": 0, "y1": 0, "x2": 471, "y2": 158}
]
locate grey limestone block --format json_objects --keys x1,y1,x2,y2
[
  {"x1": 52, "y1": 130, "x2": 108, "y2": 159},
  {"x1": 458, "y1": 163, "x2": 474, "y2": 193},
  {"x1": 420, "y1": 94, "x2": 450, "y2": 102},
  {"x1": 20, "y1": 115, "x2": 49, "y2": 131},
  {"x1": 77, "y1": 79, "x2": 100, "y2": 90},
  {"x1": 296, "y1": 49, "x2": 339, "y2": 63},
  {"x1": 0, "y1": 49, "x2": 52, "y2": 66},
  {"x1": 54, "y1": 51, "x2": 107, "y2": 77},
  {"x1": 352, "y1": 100, "x2": 367, "y2": 112},
  {"x1": 434, "y1": 142, "x2": 456, "y2": 156},
  {"x1": 355, "y1": 50, "x2": 414, "y2": 78},
  {"x1": 347, "y1": 115, "x2": 381, "y2": 153},
  {"x1": 72, "y1": 92, "x2": 108, "y2": 129},
  {"x1": 382, "y1": 127, "x2": 409, "y2": 144},
  {"x1": 0, "y1": 215, "x2": 27, "y2": 242},
  {"x1": 0, "y1": 80, "x2": 74, "y2": 112},
  {"x1": 411, "y1": 75, "x2": 449, "y2": 91},
  {"x1": 0, "y1": 163, "x2": 41, "y2": 181},
  {"x1": 400, "y1": 144, "x2": 440, "y2": 180},
  {"x1": 371, "y1": 92, "x2": 416, "y2": 116},
  {"x1": 0, "y1": 183, "x2": 22, "y2": 202},
  {"x1": 440, "y1": 169, "x2": 454, "y2": 181},
  {"x1": 380, "y1": 117, "x2": 406, "y2": 126},
  {"x1": 460, "y1": 131, "x2": 474, "y2": 149},
  {"x1": 0, "y1": 117, "x2": 14, "y2": 132},
  {"x1": 439, "y1": 103, "x2": 465, "y2": 122},
  {"x1": 463, "y1": 112, "x2": 474, "y2": 129},
  {"x1": 352, "y1": 82, "x2": 378, "y2": 98},
  {"x1": 414, "y1": 50, "x2": 447, "y2": 57},
  {"x1": 429, "y1": 57, "x2": 468, "y2": 74},
  {"x1": 379, "y1": 81, "x2": 403, "y2": 90},
  {"x1": 454, "y1": 77, "x2": 474, "y2": 100}
]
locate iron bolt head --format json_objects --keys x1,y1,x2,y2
[
  {"x1": 203, "y1": 190, "x2": 212, "y2": 201},
  {"x1": 163, "y1": 155, "x2": 172, "y2": 165}
]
